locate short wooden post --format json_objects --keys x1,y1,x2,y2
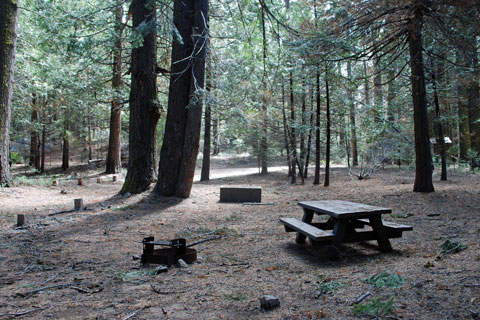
[
  {"x1": 17, "y1": 214, "x2": 25, "y2": 227},
  {"x1": 52, "y1": 179, "x2": 58, "y2": 186},
  {"x1": 77, "y1": 178, "x2": 83, "y2": 186},
  {"x1": 96, "y1": 178, "x2": 103, "y2": 184},
  {"x1": 112, "y1": 175, "x2": 117, "y2": 182},
  {"x1": 74, "y1": 199, "x2": 84, "y2": 211}
]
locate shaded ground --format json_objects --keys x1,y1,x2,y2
[{"x1": 0, "y1": 160, "x2": 479, "y2": 319}]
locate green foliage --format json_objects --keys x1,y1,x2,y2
[
  {"x1": 13, "y1": 175, "x2": 55, "y2": 187},
  {"x1": 318, "y1": 281, "x2": 343, "y2": 294},
  {"x1": 352, "y1": 297, "x2": 395, "y2": 317},
  {"x1": 9, "y1": 151, "x2": 22, "y2": 164},
  {"x1": 224, "y1": 293, "x2": 246, "y2": 301},
  {"x1": 364, "y1": 272, "x2": 405, "y2": 288},
  {"x1": 440, "y1": 240, "x2": 467, "y2": 254}
]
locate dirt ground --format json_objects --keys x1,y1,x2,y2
[{"x1": 0, "y1": 158, "x2": 479, "y2": 319}]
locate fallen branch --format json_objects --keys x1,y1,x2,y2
[
  {"x1": 48, "y1": 209, "x2": 75, "y2": 216},
  {"x1": 18, "y1": 283, "x2": 76, "y2": 297},
  {"x1": 0, "y1": 307, "x2": 44, "y2": 317},
  {"x1": 187, "y1": 236, "x2": 221, "y2": 248},
  {"x1": 123, "y1": 306, "x2": 150, "y2": 320},
  {"x1": 353, "y1": 291, "x2": 372, "y2": 304},
  {"x1": 150, "y1": 283, "x2": 187, "y2": 295}
]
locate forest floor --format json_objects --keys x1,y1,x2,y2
[{"x1": 0, "y1": 157, "x2": 479, "y2": 320}]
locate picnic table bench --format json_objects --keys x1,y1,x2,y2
[{"x1": 280, "y1": 200, "x2": 412, "y2": 252}]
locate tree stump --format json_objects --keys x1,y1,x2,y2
[
  {"x1": 52, "y1": 179, "x2": 58, "y2": 186},
  {"x1": 74, "y1": 199, "x2": 84, "y2": 211},
  {"x1": 112, "y1": 175, "x2": 117, "y2": 182},
  {"x1": 17, "y1": 214, "x2": 25, "y2": 227},
  {"x1": 97, "y1": 178, "x2": 103, "y2": 184},
  {"x1": 77, "y1": 178, "x2": 83, "y2": 186}
]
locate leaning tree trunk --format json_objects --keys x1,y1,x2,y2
[
  {"x1": 106, "y1": 0, "x2": 123, "y2": 174},
  {"x1": 121, "y1": 0, "x2": 160, "y2": 194},
  {"x1": 0, "y1": 0, "x2": 17, "y2": 186},
  {"x1": 408, "y1": 3, "x2": 434, "y2": 193},
  {"x1": 155, "y1": 0, "x2": 208, "y2": 198}
]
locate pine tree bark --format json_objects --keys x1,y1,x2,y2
[
  {"x1": 431, "y1": 59, "x2": 447, "y2": 181},
  {"x1": 30, "y1": 95, "x2": 40, "y2": 170},
  {"x1": 407, "y1": 2, "x2": 434, "y2": 192},
  {"x1": 457, "y1": 50, "x2": 471, "y2": 160},
  {"x1": 467, "y1": 47, "x2": 480, "y2": 154},
  {"x1": 0, "y1": 0, "x2": 17, "y2": 186},
  {"x1": 155, "y1": 0, "x2": 208, "y2": 198},
  {"x1": 324, "y1": 64, "x2": 330, "y2": 187},
  {"x1": 106, "y1": 0, "x2": 123, "y2": 174},
  {"x1": 41, "y1": 105, "x2": 46, "y2": 172},
  {"x1": 304, "y1": 88, "x2": 314, "y2": 178},
  {"x1": 121, "y1": 0, "x2": 160, "y2": 194},
  {"x1": 289, "y1": 71, "x2": 297, "y2": 184},
  {"x1": 61, "y1": 107, "x2": 69, "y2": 171},
  {"x1": 200, "y1": 57, "x2": 212, "y2": 182},
  {"x1": 313, "y1": 70, "x2": 321, "y2": 185},
  {"x1": 259, "y1": 6, "x2": 268, "y2": 175},
  {"x1": 281, "y1": 81, "x2": 292, "y2": 176},
  {"x1": 299, "y1": 75, "x2": 306, "y2": 178},
  {"x1": 347, "y1": 62, "x2": 358, "y2": 167}
]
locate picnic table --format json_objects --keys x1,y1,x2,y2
[{"x1": 280, "y1": 200, "x2": 412, "y2": 252}]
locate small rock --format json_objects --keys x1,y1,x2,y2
[
  {"x1": 132, "y1": 255, "x2": 141, "y2": 261},
  {"x1": 123, "y1": 192, "x2": 131, "y2": 198},
  {"x1": 154, "y1": 266, "x2": 168, "y2": 274},
  {"x1": 177, "y1": 259, "x2": 188, "y2": 268},
  {"x1": 60, "y1": 189, "x2": 68, "y2": 194},
  {"x1": 260, "y1": 295, "x2": 280, "y2": 310}
]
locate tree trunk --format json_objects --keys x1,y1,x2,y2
[
  {"x1": 408, "y1": 3, "x2": 434, "y2": 193},
  {"x1": 457, "y1": 49, "x2": 471, "y2": 160},
  {"x1": 281, "y1": 81, "x2": 292, "y2": 176},
  {"x1": 259, "y1": 5, "x2": 268, "y2": 175},
  {"x1": 289, "y1": 71, "x2": 297, "y2": 184},
  {"x1": 121, "y1": 0, "x2": 160, "y2": 194},
  {"x1": 347, "y1": 61, "x2": 358, "y2": 166},
  {"x1": 62, "y1": 107, "x2": 69, "y2": 171},
  {"x1": 155, "y1": 0, "x2": 208, "y2": 198},
  {"x1": 299, "y1": 74, "x2": 306, "y2": 178},
  {"x1": 431, "y1": 59, "x2": 447, "y2": 181},
  {"x1": 313, "y1": 69, "x2": 321, "y2": 185},
  {"x1": 304, "y1": 87, "x2": 314, "y2": 178},
  {"x1": 0, "y1": 0, "x2": 17, "y2": 186},
  {"x1": 200, "y1": 56, "x2": 212, "y2": 182},
  {"x1": 324, "y1": 64, "x2": 330, "y2": 187},
  {"x1": 467, "y1": 47, "x2": 480, "y2": 154},
  {"x1": 41, "y1": 105, "x2": 46, "y2": 172},
  {"x1": 106, "y1": 0, "x2": 123, "y2": 174},
  {"x1": 30, "y1": 94, "x2": 40, "y2": 169}
]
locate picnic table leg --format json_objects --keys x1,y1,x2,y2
[
  {"x1": 295, "y1": 208, "x2": 314, "y2": 244},
  {"x1": 331, "y1": 220, "x2": 348, "y2": 249},
  {"x1": 368, "y1": 216, "x2": 393, "y2": 252}
]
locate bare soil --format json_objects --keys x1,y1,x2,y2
[{"x1": 0, "y1": 159, "x2": 479, "y2": 319}]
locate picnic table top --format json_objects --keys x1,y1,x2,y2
[{"x1": 298, "y1": 200, "x2": 392, "y2": 219}]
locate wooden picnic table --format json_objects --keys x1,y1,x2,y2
[{"x1": 280, "y1": 200, "x2": 412, "y2": 253}]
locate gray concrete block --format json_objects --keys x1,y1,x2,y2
[{"x1": 220, "y1": 186, "x2": 262, "y2": 203}]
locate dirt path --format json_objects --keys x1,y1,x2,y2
[{"x1": 0, "y1": 165, "x2": 479, "y2": 319}]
